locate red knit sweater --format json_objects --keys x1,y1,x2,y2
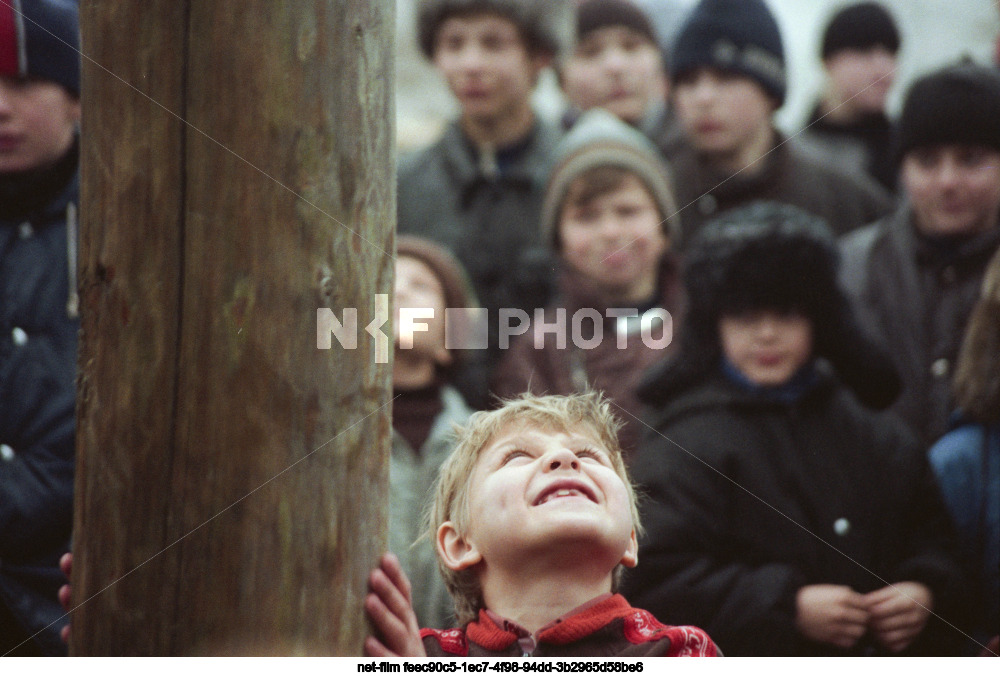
[{"x1": 421, "y1": 594, "x2": 719, "y2": 657}]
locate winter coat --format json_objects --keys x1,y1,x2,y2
[
  {"x1": 492, "y1": 258, "x2": 684, "y2": 454},
  {"x1": 796, "y1": 104, "x2": 896, "y2": 192},
  {"x1": 840, "y1": 208, "x2": 1000, "y2": 447},
  {"x1": 390, "y1": 386, "x2": 472, "y2": 630},
  {"x1": 397, "y1": 119, "x2": 562, "y2": 408},
  {"x1": 420, "y1": 594, "x2": 719, "y2": 657},
  {"x1": 624, "y1": 365, "x2": 965, "y2": 656},
  {"x1": 929, "y1": 420, "x2": 1000, "y2": 651},
  {"x1": 0, "y1": 169, "x2": 78, "y2": 656},
  {"x1": 663, "y1": 131, "x2": 894, "y2": 246}
]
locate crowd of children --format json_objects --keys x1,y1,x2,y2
[
  {"x1": 6, "y1": 0, "x2": 1000, "y2": 658},
  {"x1": 383, "y1": 0, "x2": 999, "y2": 658}
]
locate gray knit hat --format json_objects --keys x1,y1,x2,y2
[
  {"x1": 541, "y1": 109, "x2": 681, "y2": 247},
  {"x1": 417, "y1": 0, "x2": 574, "y2": 61}
]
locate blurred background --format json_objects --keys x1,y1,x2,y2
[{"x1": 394, "y1": 0, "x2": 1000, "y2": 150}]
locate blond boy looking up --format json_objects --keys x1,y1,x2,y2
[{"x1": 365, "y1": 392, "x2": 719, "y2": 658}]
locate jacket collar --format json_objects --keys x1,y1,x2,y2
[
  {"x1": 0, "y1": 139, "x2": 79, "y2": 225},
  {"x1": 439, "y1": 117, "x2": 559, "y2": 191}
]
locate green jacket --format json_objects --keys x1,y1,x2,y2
[{"x1": 390, "y1": 386, "x2": 472, "y2": 629}]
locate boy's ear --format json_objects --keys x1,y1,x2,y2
[
  {"x1": 437, "y1": 521, "x2": 482, "y2": 571},
  {"x1": 620, "y1": 529, "x2": 639, "y2": 568}
]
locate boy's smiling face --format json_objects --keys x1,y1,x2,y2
[
  {"x1": 438, "y1": 423, "x2": 637, "y2": 575},
  {"x1": 902, "y1": 144, "x2": 1000, "y2": 238},
  {"x1": 559, "y1": 173, "x2": 667, "y2": 303}
]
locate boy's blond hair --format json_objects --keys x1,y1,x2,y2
[{"x1": 427, "y1": 391, "x2": 643, "y2": 626}]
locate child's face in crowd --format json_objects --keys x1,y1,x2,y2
[
  {"x1": 394, "y1": 255, "x2": 450, "y2": 366},
  {"x1": 824, "y1": 47, "x2": 896, "y2": 115},
  {"x1": 441, "y1": 423, "x2": 637, "y2": 574},
  {"x1": 562, "y1": 26, "x2": 665, "y2": 125},
  {"x1": 432, "y1": 14, "x2": 546, "y2": 125},
  {"x1": 673, "y1": 67, "x2": 774, "y2": 157},
  {"x1": 558, "y1": 174, "x2": 667, "y2": 302},
  {"x1": 0, "y1": 76, "x2": 79, "y2": 173},
  {"x1": 901, "y1": 144, "x2": 1000, "y2": 238},
  {"x1": 719, "y1": 310, "x2": 813, "y2": 387}
]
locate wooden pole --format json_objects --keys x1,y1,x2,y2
[{"x1": 71, "y1": 0, "x2": 394, "y2": 655}]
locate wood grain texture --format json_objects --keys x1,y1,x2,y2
[{"x1": 72, "y1": 0, "x2": 395, "y2": 655}]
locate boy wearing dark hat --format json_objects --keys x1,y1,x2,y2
[
  {"x1": 662, "y1": 0, "x2": 893, "y2": 245},
  {"x1": 0, "y1": 0, "x2": 80, "y2": 655},
  {"x1": 493, "y1": 109, "x2": 684, "y2": 454},
  {"x1": 624, "y1": 201, "x2": 964, "y2": 656},
  {"x1": 799, "y1": 2, "x2": 901, "y2": 192},
  {"x1": 841, "y1": 59, "x2": 1000, "y2": 449},
  {"x1": 398, "y1": 0, "x2": 572, "y2": 408},
  {"x1": 391, "y1": 236, "x2": 476, "y2": 630},
  {"x1": 559, "y1": 0, "x2": 681, "y2": 146}
]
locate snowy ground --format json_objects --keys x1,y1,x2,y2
[{"x1": 394, "y1": 0, "x2": 1000, "y2": 149}]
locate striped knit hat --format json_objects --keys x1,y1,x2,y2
[
  {"x1": 0, "y1": 0, "x2": 79, "y2": 96},
  {"x1": 541, "y1": 108, "x2": 680, "y2": 247}
]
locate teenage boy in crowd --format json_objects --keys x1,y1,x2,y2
[
  {"x1": 0, "y1": 0, "x2": 80, "y2": 656},
  {"x1": 798, "y1": 2, "x2": 901, "y2": 192},
  {"x1": 493, "y1": 110, "x2": 684, "y2": 454},
  {"x1": 390, "y1": 237, "x2": 476, "y2": 629},
  {"x1": 559, "y1": 0, "x2": 681, "y2": 147},
  {"x1": 625, "y1": 202, "x2": 964, "y2": 655},
  {"x1": 841, "y1": 59, "x2": 1000, "y2": 449},
  {"x1": 365, "y1": 392, "x2": 720, "y2": 658},
  {"x1": 662, "y1": 0, "x2": 893, "y2": 245},
  {"x1": 398, "y1": 0, "x2": 572, "y2": 409}
]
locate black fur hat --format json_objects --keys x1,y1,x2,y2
[{"x1": 642, "y1": 201, "x2": 901, "y2": 409}]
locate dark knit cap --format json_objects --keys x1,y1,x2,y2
[
  {"x1": 662, "y1": 201, "x2": 901, "y2": 409},
  {"x1": 577, "y1": 0, "x2": 657, "y2": 45},
  {"x1": 0, "y1": 0, "x2": 79, "y2": 96},
  {"x1": 894, "y1": 58, "x2": 1000, "y2": 163},
  {"x1": 397, "y1": 235, "x2": 479, "y2": 363},
  {"x1": 417, "y1": 0, "x2": 574, "y2": 60},
  {"x1": 671, "y1": 0, "x2": 786, "y2": 104},
  {"x1": 821, "y1": 2, "x2": 900, "y2": 60}
]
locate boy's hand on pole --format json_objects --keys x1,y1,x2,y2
[
  {"x1": 364, "y1": 552, "x2": 427, "y2": 657},
  {"x1": 59, "y1": 552, "x2": 73, "y2": 644},
  {"x1": 862, "y1": 581, "x2": 932, "y2": 653}
]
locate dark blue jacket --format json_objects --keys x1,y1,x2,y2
[{"x1": 0, "y1": 168, "x2": 78, "y2": 655}]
